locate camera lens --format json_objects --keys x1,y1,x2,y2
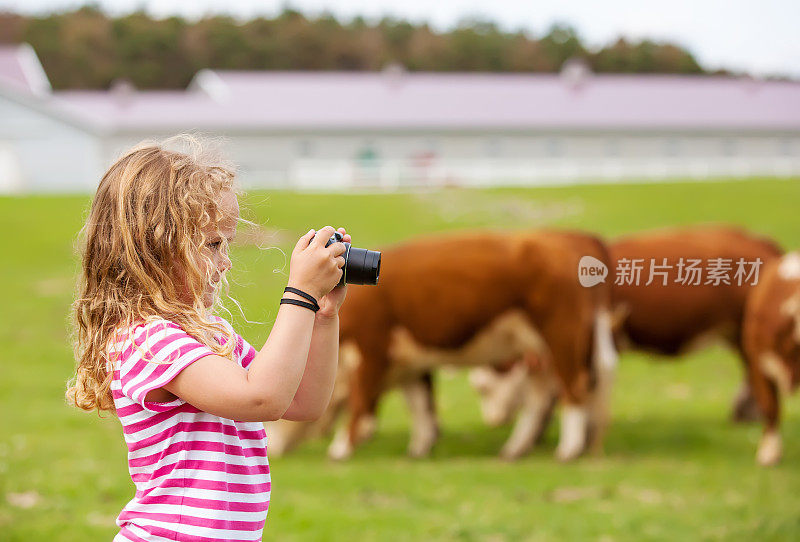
[
  {"x1": 342, "y1": 246, "x2": 381, "y2": 285},
  {"x1": 324, "y1": 232, "x2": 381, "y2": 286}
]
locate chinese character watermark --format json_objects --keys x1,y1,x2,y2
[{"x1": 579, "y1": 256, "x2": 763, "y2": 287}]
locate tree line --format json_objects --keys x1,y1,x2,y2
[{"x1": 0, "y1": 6, "x2": 715, "y2": 90}]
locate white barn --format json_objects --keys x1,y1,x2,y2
[{"x1": 1, "y1": 43, "x2": 799, "y2": 193}]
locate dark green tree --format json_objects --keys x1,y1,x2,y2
[{"x1": 0, "y1": 6, "x2": 713, "y2": 90}]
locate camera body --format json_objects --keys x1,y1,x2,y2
[{"x1": 322, "y1": 231, "x2": 381, "y2": 286}]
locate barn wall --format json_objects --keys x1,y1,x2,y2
[
  {"x1": 4, "y1": 107, "x2": 799, "y2": 193},
  {"x1": 0, "y1": 95, "x2": 102, "y2": 193},
  {"x1": 0, "y1": 96, "x2": 100, "y2": 193},
  {"x1": 214, "y1": 130, "x2": 800, "y2": 189}
]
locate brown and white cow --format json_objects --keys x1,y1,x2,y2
[
  {"x1": 267, "y1": 230, "x2": 616, "y2": 459},
  {"x1": 470, "y1": 226, "x2": 783, "y2": 428},
  {"x1": 468, "y1": 230, "x2": 615, "y2": 432},
  {"x1": 300, "y1": 229, "x2": 618, "y2": 462},
  {"x1": 474, "y1": 229, "x2": 618, "y2": 441},
  {"x1": 742, "y1": 252, "x2": 800, "y2": 465}
]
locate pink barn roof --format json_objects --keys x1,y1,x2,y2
[
  {"x1": 53, "y1": 69, "x2": 800, "y2": 133},
  {"x1": 0, "y1": 43, "x2": 51, "y2": 96},
  {"x1": 2, "y1": 43, "x2": 798, "y2": 134}
]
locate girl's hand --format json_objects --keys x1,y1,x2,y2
[
  {"x1": 287, "y1": 226, "x2": 348, "y2": 303},
  {"x1": 317, "y1": 228, "x2": 350, "y2": 319}
]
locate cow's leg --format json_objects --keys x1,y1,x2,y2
[
  {"x1": 269, "y1": 342, "x2": 358, "y2": 456},
  {"x1": 264, "y1": 419, "x2": 313, "y2": 457},
  {"x1": 556, "y1": 402, "x2": 590, "y2": 462},
  {"x1": 328, "y1": 405, "x2": 379, "y2": 461},
  {"x1": 730, "y1": 331, "x2": 761, "y2": 423},
  {"x1": 586, "y1": 307, "x2": 619, "y2": 454},
  {"x1": 328, "y1": 342, "x2": 390, "y2": 461},
  {"x1": 403, "y1": 372, "x2": 439, "y2": 458},
  {"x1": 315, "y1": 396, "x2": 347, "y2": 438},
  {"x1": 730, "y1": 383, "x2": 760, "y2": 423},
  {"x1": 540, "y1": 320, "x2": 593, "y2": 462},
  {"x1": 499, "y1": 368, "x2": 557, "y2": 460},
  {"x1": 533, "y1": 390, "x2": 558, "y2": 446},
  {"x1": 269, "y1": 400, "x2": 348, "y2": 457},
  {"x1": 730, "y1": 339, "x2": 760, "y2": 423},
  {"x1": 750, "y1": 352, "x2": 784, "y2": 466},
  {"x1": 470, "y1": 360, "x2": 530, "y2": 428}
]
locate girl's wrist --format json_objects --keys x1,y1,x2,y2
[
  {"x1": 315, "y1": 311, "x2": 339, "y2": 324},
  {"x1": 285, "y1": 282, "x2": 323, "y2": 304}
]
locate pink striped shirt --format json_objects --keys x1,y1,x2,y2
[{"x1": 108, "y1": 317, "x2": 270, "y2": 542}]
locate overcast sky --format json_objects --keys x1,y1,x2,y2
[{"x1": 2, "y1": 0, "x2": 798, "y2": 78}]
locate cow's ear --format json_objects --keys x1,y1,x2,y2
[
  {"x1": 468, "y1": 367, "x2": 496, "y2": 391},
  {"x1": 510, "y1": 361, "x2": 529, "y2": 377}
]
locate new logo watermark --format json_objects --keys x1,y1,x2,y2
[
  {"x1": 578, "y1": 256, "x2": 608, "y2": 287},
  {"x1": 578, "y1": 256, "x2": 763, "y2": 287}
]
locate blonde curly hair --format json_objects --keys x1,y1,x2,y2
[{"x1": 66, "y1": 135, "x2": 240, "y2": 414}]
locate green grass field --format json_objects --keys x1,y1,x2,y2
[{"x1": 2, "y1": 178, "x2": 800, "y2": 541}]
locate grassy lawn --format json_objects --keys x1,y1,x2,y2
[{"x1": 1, "y1": 178, "x2": 800, "y2": 541}]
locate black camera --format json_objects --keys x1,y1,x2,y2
[{"x1": 323, "y1": 231, "x2": 381, "y2": 286}]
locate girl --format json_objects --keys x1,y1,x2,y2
[{"x1": 66, "y1": 137, "x2": 348, "y2": 541}]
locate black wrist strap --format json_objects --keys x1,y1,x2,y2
[
  {"x1": 280, "y1": 298, "x2": 319, "y2": 313},
  {"x1": 284, "y1": 287, "x2": 320, "y2": 310}
]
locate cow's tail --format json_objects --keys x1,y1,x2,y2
[
  {"x1": 594, "y1": 304, "x2": 619, "y2": 389},
  {"x1": 588, "y1": 302, "x2": 619, "y2": 452},
  {"x1": 593, "y1": 234, "x2": 618, "y2": 392},
  {"x1": 584, "y1": 234, "x2": 618, "y2": 420}
]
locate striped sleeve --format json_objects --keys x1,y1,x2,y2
[
  {"x1": 237, "y1": 333, "x2": 258, "y2": 370},
  {"x1": 212, "y1": 316, "x2": 258, "y2": 370},
  {"x1": 118, "y1": 320, "x2": 216, "y2": 413}
]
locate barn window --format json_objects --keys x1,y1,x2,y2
[
  {"x1": 778, "y1": 137, "x2": 793, "y2": 156},
  {"x1": 605, "y1": 138, "x2": 620, "y2": 157},
  {"x1": 423, "y1": 137, "x2": 439, "y2": 153},
  {"x1": 721, "y1": 137, "x2": 737, "y2": 156},
  {"x1": 486, "y1": 137, "x2": 502, "y2": 157},
  {"x1": 297, "y1": 139, "x2": 315, "y2": 158},
  {"x1": 356, "y1": 143, "x2": 379, "y2": 163},
  {"x1": 664, "y1": 138, "x2": 681, "y2": 156},
  {"x1": 546, "y1": 137, "x2": 562, "y2": 157}
]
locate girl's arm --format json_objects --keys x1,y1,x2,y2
[
  {"x1": 280, "y1": 313, "x2": 339, "y2": 421},
  {"x1": 279, "y1": 228, "x2": 350, "y2": 421},
  {"x1": 161, "y1": 227, "x2": 346, "y2": 422}
]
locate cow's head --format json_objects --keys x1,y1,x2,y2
[{"x1": 468, "y1": 362, "x2": 529, "y2": 427}]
